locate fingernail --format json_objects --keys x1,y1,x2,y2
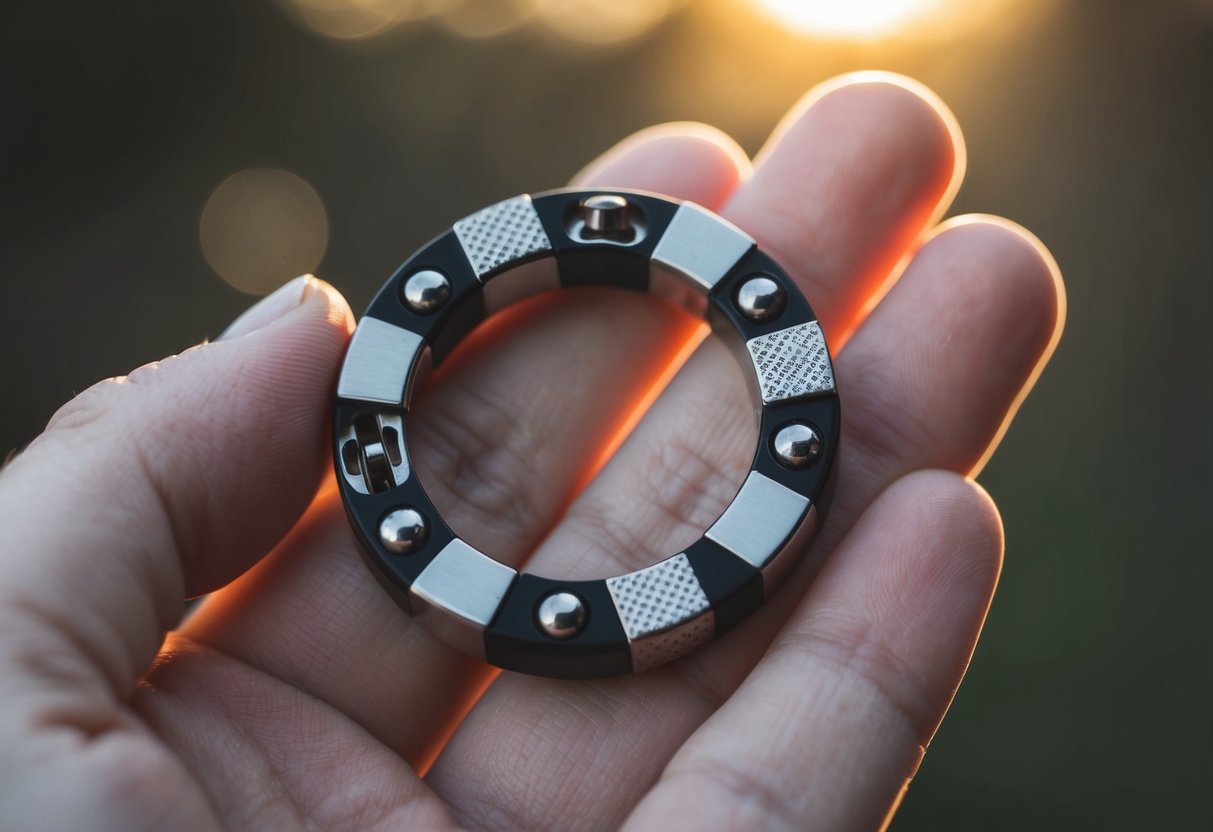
[{"x1": 218, "y1": 275, "x2": 316, "y2": 340}]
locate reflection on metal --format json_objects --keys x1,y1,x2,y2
[
  {"x1": 536, "y1": 591, "x2": 588, "y2": 638},
  {"x1": 402, "y1": 269, "x2": 452, "y2": 314},
  {"x1": 481, "y1": 256, "x2": 561, "y2": 314},
  {"x1": 379, "y1": 507, "x2": 428, "y2": 554}
]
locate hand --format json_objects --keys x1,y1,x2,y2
[{"x1": 0, "y1": 73, "x2": 1062, "y2": 831}]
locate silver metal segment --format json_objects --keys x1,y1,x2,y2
[
  {"x1": 481, "y1": 255, "x2": 560, "y2": 314},
  {"x1": 606, "y1": 553, "x2": 715, "y2": 673},
  {"x1": 454, "y1": 195, "x2": 552, "y2": 279},
  {"x1": 746, "y1": 321, "x2": 836, "y2": 404},
  {"x1": 761, "y1": 503, "x2": 819, "y2": 596},
  {"x1": 706, "y1": 471, "x2": 811, "y2": 576},
  {"x1": 651, "y1": 202, "x2": 755, "y2": 293},
  {"x1": 337, "y1": 317, "x2": 424, "y2": 405},
  {"x1": 410, "y1": 538, "x2": 518, "y2": 658}
]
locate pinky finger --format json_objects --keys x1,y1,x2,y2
[{"x1": 622, "y1": 470, "x2": 1004, "y2": 832}]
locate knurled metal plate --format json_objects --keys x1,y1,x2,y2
[
  {"x1": 606, "y1": 553, "x2": 711, "y2": 640},
  {"x1": 453, "y1": 195, "x2": 552, "y2": 279},
  {"x1": 746, "y1": 321, "x2": 836, "y2": 403}
]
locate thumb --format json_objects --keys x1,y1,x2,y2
[{"x1": 0, "y1": 275, "x2": 352, "y2": 700}]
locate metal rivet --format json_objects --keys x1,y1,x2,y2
[
  {"x1": 402, "y1": 269, "x2": 451, "y2": 314},
  {"x1": 536, "y1": 591, "x2": 587, "y2": 639},
  {"x1": 379, "y1": 507, "x2": 428, "y2": 554},
  {"x1": 580, "y1": 194, "x2": 631, "y2": 237},
  {"x1": 735, "y1": 275, "x2": 787, "y2": 322},
  {"x1": 772, "y1": 422, "x2": 822, "y2": 470}
]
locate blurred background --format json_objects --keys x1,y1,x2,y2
[{"x1": 2, "y1": 0, "x2": 1210, "y2": 827}]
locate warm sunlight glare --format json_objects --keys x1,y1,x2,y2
[{"x1": 746, "y1": 0, "x2": 943, "y2": 40}]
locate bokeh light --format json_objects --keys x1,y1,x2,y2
[
  {"x1": 276, "y1": 0, "x2": 681, "y2": 45},
  {"x1": 199, "y1": 168, "x2": 329, "y2": 295},
  {"x1": 430, "y1": 0, "x2": 541, "y2": 39},
  {"x1": 534, "y1": 0, "x2": 679, "y2": 46},
  {"x1": 276, "y1": 0, "x2": 424, "y2": 41}
]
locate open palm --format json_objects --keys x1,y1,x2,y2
[{"x1": 0, "y1": 74, "x2": 1063, "y2": 831}]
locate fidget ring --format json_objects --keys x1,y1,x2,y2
[{"x1": 333, "y1": 190, "x2": 840, "y2": 678}]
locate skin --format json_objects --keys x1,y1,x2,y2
[{"x1": 0, "y1": 73, "x2": 1064, "y2": 831}]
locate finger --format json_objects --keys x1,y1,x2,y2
[
  {"x1": 571, "y1": 121, "x2": 753, "y2": 206},
  {"x1": 512, "y1": 73, "x2": 967, "y2": 583},
  {"x1": 422, "y1": 75, "x2": 968, "y2": 826},
  {"x1": 0, "y1": 276, "x2": 352, "y2": 716},
  {"x1": 620, "y1": 471, "x2": 1003, "y2": 832},
  {"x1": 179, "y1": 126, "x2": 752, "y2": 767},
  {"x1": 425, "y1": 219, "x2": 1062, "y2": 829},
  {"x1": 727, "y1": 72, "x2": 963, "y2": 343},
  {"x1": 133, "y1": 636, "x2": 461, "y2": 832}
]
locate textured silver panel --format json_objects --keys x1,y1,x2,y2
[
  {"x1": 453, "y1": 195, "x2": 552, "y2": 279},
  {"x1": 745, "y1": 321, "x2": 835, "y2": 404},
  {"x1": 651, "y1": 202, "x2": 755, "y2": 293},
  {"x1": 336, "y1": 317, "x2": 424, "y2": 405},
  {"x1": 706, "y1": 471, "x2": 811, "y2": 572},
  {"x1": 606, "y1": 553, "x2": 714, "y2": 672},
  {"x1": 410, "y1": 539, "x2": 517, "y2": 658}
]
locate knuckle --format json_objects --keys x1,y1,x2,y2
[
  {"x1": 44, "y1": 376, "x2": 131, "y2": 435},
  {"x1": 840, "y1": 350, "x2": 939, "y2": 477},
  {"x1": 665, "y1": 759, "x2": 801, "y2": 832},
  {"x1": 775, "y1": 611, "x2": 935, "y2": 742}
]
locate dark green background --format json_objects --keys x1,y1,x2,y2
[{"x1": 1, "y1": 1, "x2": 1209, "y2": 828}]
